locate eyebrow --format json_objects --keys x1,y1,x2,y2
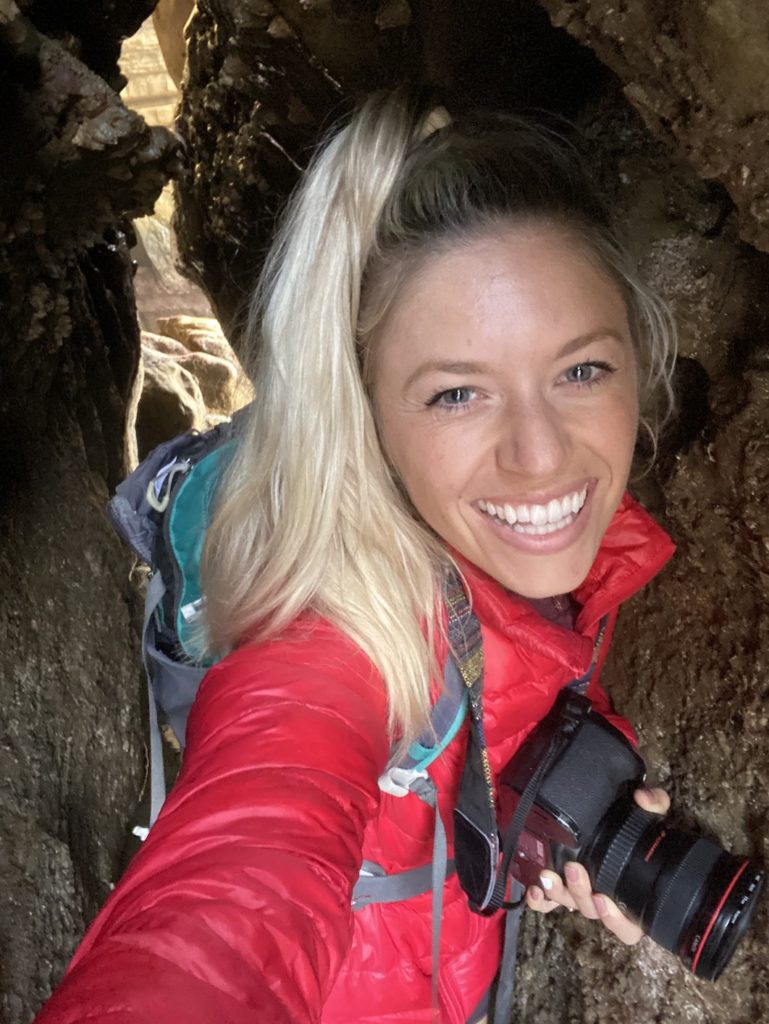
[{"x1": 403, "y1": 329, "x2": 626, "y2": 389}]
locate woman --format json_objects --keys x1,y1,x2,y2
[{"x1": 35, "y1": 91, "x2": 676, "y2": 1023}]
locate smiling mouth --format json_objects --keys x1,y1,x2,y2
[{"x1": 478, "y1": 486, "x2": 587, "y2": 536}]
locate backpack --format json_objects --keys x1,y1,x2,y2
[{"x1": 106, "y1": 408, "x2": 467, "y2": 832}]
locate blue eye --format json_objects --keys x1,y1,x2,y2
[
  {"x1": 428, "y1": 387, "x2": 475, "y2": 408},
  {"x1": 564, "y1": 361, "x2": 615, "y2": 385}
]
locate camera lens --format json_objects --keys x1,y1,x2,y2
[
  {"x1": 585, "y1": 801, "x2": 764, "y2": 979},
  {"x1": 660, "y1": 847, "x2": 764, "y2": 980}
]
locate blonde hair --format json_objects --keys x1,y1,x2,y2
[{"x1": 201, "y1": 90, "x2": 677, "y2": 747}]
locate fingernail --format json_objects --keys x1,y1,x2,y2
[
  {"x1": 593, "y1": 894, "x2": 608, "y2": 916},
  {"x1": 540, "y1": 875, "x2": 554, "y2": 891},
  {"x1": 564, "y1": 864, "x2": 580, "y2": 883}
]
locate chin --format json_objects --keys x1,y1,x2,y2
[{"x1": 492, "y1": 553, "x2": 596, "y2": 599}]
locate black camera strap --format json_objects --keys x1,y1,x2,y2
[
  {"x1": 487, "y1": 615, "x2": 609, "y2": 913},
  {"x1": 449, "y1": 574, "x2": 609, "y2": 1024}
]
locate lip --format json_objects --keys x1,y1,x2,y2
[
  {"x1": 475, "y1": 480, "x2": 596, "y2": 555},
  {"x1": 478, "y1": 479, "x2": 591, "y2": 510}
]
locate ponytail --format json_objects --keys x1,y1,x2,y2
[{"x1": 202, "y1": 91, "x2": 448, "y2": 746}]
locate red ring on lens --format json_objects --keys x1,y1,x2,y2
[{"x1": 691, "y1": 857, "x2": 749, "y2": 975}]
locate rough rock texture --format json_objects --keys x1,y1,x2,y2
[
  {"x1": 0, "y1": 1, "x2": 178, "y2": 1019},
  {"x1": 538, "y1": 0, "x2": 769, "y2": 254},
  {"x1": 134, "y1": 318, "x2": 251, "y2": 460},
  {"x1": 175, "y1": 0, "x2": 609, "y2": 335},
  {"x1": 135, "y1": 342, "x2": 208, "y2": 454}
]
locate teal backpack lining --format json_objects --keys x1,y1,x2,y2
[{"x1": 165, "y1": 440, "x2": 237, "y2": 664}]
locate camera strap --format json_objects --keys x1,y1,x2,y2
[
  {"x1": 446, "y1": 570, "x2": 497, "y2": 838},
  {"x1": 447, "y1": 572, "x2": 526, "y2": 1024},
  {"x1": 452, "y1": 598, "x2": 609, "y2": 1024},
  {"x1": 487, "y1": 615, "x2": 609, "y2": 913}
]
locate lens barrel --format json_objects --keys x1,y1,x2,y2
[{"x1": 584, "y1": 800, "x2": 764, "y2": 980}]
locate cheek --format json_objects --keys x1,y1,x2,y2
[
  {"x1": 383, "y1": 427, "x2": 461, "y2": 523},
  {"x1": 610, "y1": 398, "x2": 640, "y2": 477},
  {"x1": 389, "y1": 432, "x2": 449, "y2": 495}
]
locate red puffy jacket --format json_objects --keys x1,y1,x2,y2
[{"x1": 34, "y1": 494, "x2": 673, "y2": 1024}]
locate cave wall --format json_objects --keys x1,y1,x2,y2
[
  {"x1": 540, "y1": 0, "x2": 769, "y2": 255},
  {"x1": 0, "y1": 1, "x2": 177, "y2": 1020}
]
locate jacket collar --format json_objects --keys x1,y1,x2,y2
[{"x1": 452, "y1": 493, "x2": 675, "y2": 674}]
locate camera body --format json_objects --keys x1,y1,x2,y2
[
  {"x1": 496, "y1": 690, "x2": 645, "y2": 888},
  {"x1": 456, "y1": 687, "x2": 764, "y2": 980}
]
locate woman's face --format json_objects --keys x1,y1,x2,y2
[{"x1": 372, "y1": 225, "x2": 639, "y2": 598}]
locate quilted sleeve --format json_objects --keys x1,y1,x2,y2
[{"x1": 33, "y1": 622, "x2": 390, "y2": 1024}]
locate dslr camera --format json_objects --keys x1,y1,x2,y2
[{"x1": 455, "y1": 687, "x2": 763, "y2": 980}]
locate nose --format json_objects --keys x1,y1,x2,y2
[{"x1": 495, "y1": 395, "x2": 572, "y2": 478}]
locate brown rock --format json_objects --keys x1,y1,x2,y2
[
  {"x1": 140, "y1": 329, "x2": 188, "y2": 356},
  {"x1": 136, "y1": 346, "x2": 207, "y2": 458},
  {"x1": 175, "y1": 349, "x2": 240, "y2": 415},
  {"x1": 155, "y1": 314, "x2": 236, "y2": 362},
  {"x1": 538, "y1": 0, "x2": 769, "y2": 254},
  {"x1": 152, "y1": 315, "x2": 254, "y2": 416},
  {"x1": 152, "y1": 0, "x2": 196, "y2": 88}
]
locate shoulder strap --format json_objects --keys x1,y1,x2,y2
[{"x1": 352, "y1": 570, "x2": 484, "y2": 1016}]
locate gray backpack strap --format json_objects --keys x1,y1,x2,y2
[
  {"x1": 352, "y1": 773, "x2": 455, "y2": 908},
  {"x1": 490, "y1": 881, "x2": 525, "y2": 1024},
  {"x1": 410, "y1": 774, "x2": 450, "y2": 1014},
  {"x1": 143, "y1": 571, "x2": 168, "y2": 830},
  {"x1": 352, "y1": 772, "x2": 453, "y2": 1016},
  {"x1": 353, "y1": 860, "x2": 439, "y2": 906},
  {"x1": 141, "y1": 570, "x2": 208, "y2": 831}
]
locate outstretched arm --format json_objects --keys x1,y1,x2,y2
[{"x1": 34, "y1": 623, "x2": 390, "y2": 1024}]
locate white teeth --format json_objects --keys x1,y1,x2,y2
[
  {"x1": 530, "y1": 504, "x2": 547, "y2": 526},
  {"x1": 479, "y1": 486, "x2": 588, "y2": 533},
  {"x1": 546, "y1": 499, "x2": 562, "y2": 524},
  {"x1": 513, "y1": 514, "x2": 575, "y2": 536}
]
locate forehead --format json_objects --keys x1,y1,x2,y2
[{"x1": 376, "y1": 225, "x2": 629, "y2": 363}]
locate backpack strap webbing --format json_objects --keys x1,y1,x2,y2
[
  {"x1": 143, "y1": 570, "x2": 169, "y2": 829},
  {"x1": 351, "y1": 569, "x2": 484, "y2": 1015}
]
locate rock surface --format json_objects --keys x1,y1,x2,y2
[
  {"x1": 174, "y1": 0, "x2": 609, "y2": 335},
  {"x1": 152, "y1": 0, "x2": 195, "y2": 86},
  {"x1": 538, "y1": 0, "x2": 769, "y2": 254},
  {"x1": 0, "y1": 1, "x2": 177, "y2": 1019},
  {"x1": 134, "y1": 319, "x2": 251, "y2": 459}
]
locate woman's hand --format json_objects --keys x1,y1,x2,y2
[{"x1": 525, "y1": 786, "x2": 671, "y2": 944}]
